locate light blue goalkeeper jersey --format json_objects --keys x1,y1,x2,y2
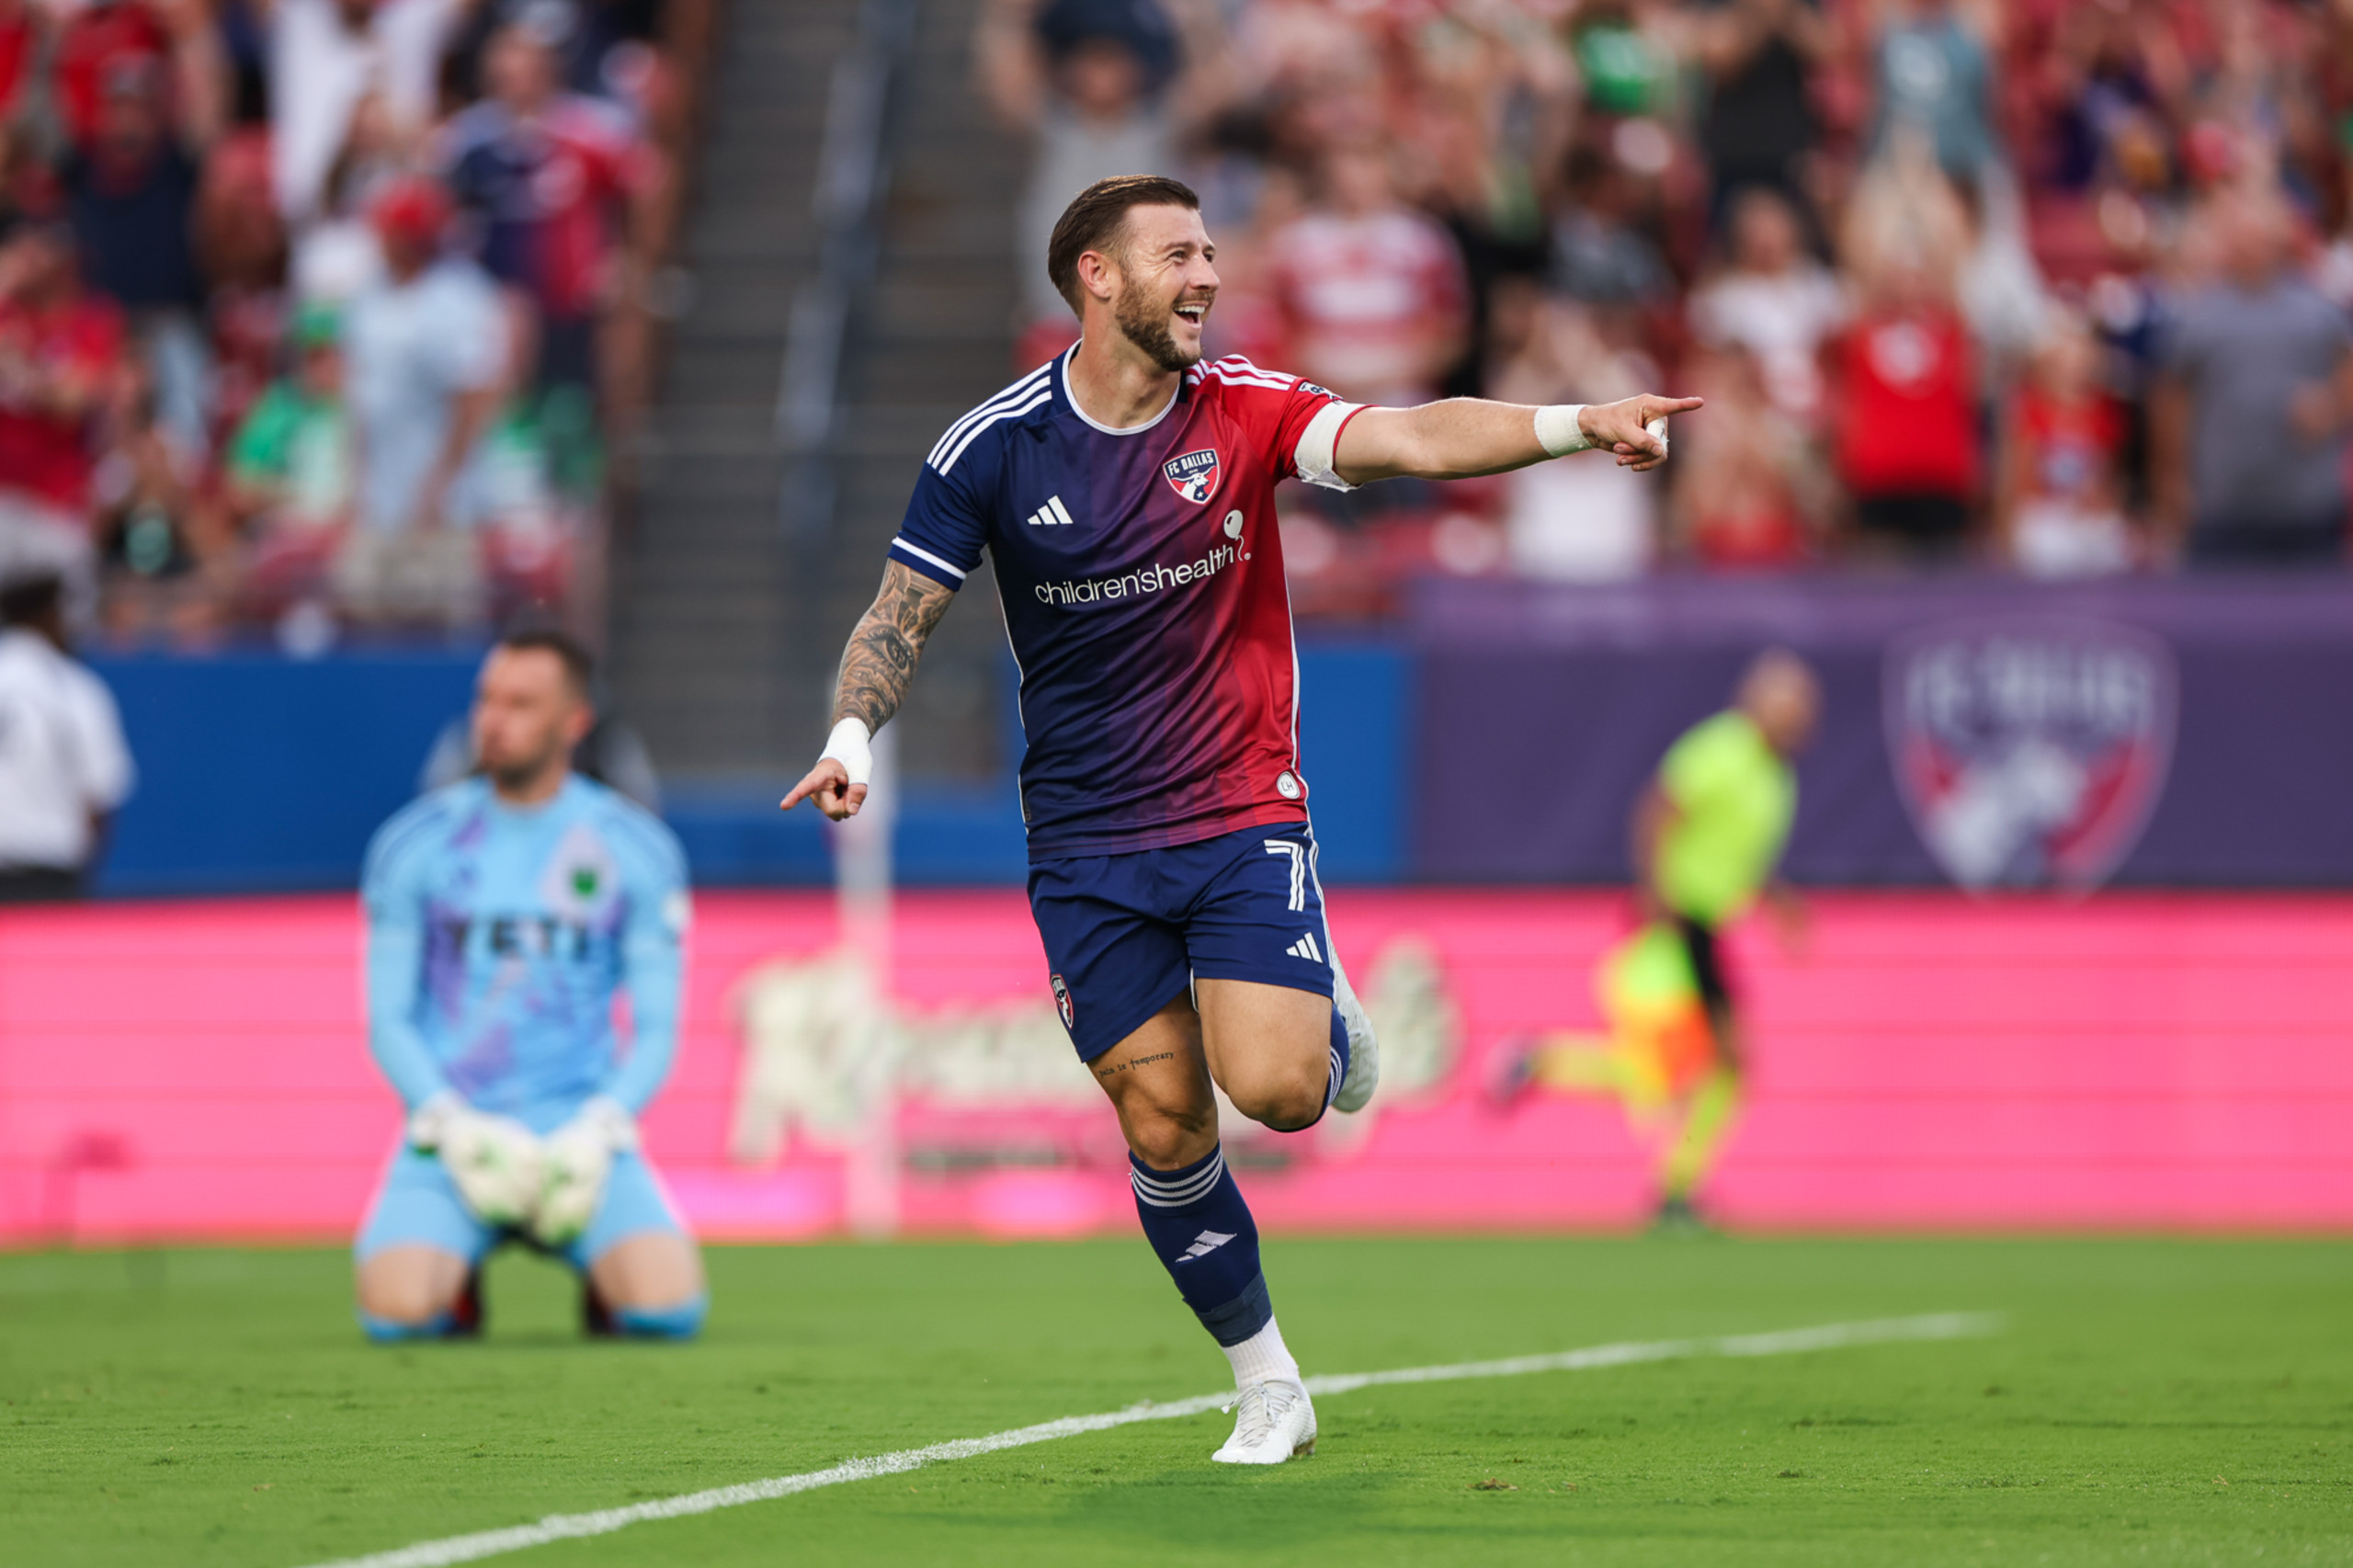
[{"x1": 360, "y1": 774, "x2": 689, "y2": 1131}]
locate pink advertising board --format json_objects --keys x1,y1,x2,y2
[{"x1": 2, "y1": 890, "x2": 2347, "y2": 1246}]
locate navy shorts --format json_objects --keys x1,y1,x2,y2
[{"x1": 1029, "y1": 822, "x2": 1337, "y2": 1061}]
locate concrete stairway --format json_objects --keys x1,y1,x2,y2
[{"x1": 608, "y1": 0, "x2": 1024, "y2": 788}]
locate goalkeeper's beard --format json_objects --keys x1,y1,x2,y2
[
  {"x1": 483, "y1": 735, "x2": 571, "y2": 797},
  {"x1": 1114, "y1": 279, "x2": 1205, "y2": 374}
]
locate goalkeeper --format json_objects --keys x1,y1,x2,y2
[{"x1": 353, "y1": 629, "x2": 704, "y2": 1342}]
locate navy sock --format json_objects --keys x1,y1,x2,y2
[
  {"x1": 1324, "y1": 1004, "x2": 1351, "y2": 1114},
  {"x1": 1130, "y1": 1144, "x2": 1272, "y2": 1346}
]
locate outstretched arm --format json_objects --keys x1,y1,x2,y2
[
  {"x1": 1334, "y1": 392, "x2": 1703, "y2": 484},
  {"x1": 780, "y1": 562, "x2": 957, "y2": 821}
]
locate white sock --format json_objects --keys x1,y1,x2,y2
[{"x1": 1222, "y1": 1316, "x2": 1302, "y2": 1390}]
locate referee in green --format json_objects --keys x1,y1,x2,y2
[{"x1": 1630, "y1": 649, "x2": 1820, "y2": 1226}]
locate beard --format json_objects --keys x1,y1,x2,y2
[{"x1": 1112, "y1": 279, "x2": 1203, "y2": 373}]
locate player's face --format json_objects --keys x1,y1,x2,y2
[
  {"x1": 472, "y1": 648, "x2": 590, "y2": 790},
  {"x1": 1108, "y1": 204, "x2": 1219, "y2": 373}
]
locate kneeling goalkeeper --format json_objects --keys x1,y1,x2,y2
[{"x1": 353, "y1": 628, "x2": 705, "y2": 1341}]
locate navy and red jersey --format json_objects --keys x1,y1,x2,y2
[
  {"x1": 891, "y1": 349, "x2": 1368, "y2": 860},
  {"x1": 438, "y1": 97, "x2": 653, "y2": 321}
]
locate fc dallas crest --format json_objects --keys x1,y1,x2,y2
[
  {"x1": 1163, "y1": 449, "x2": 1221, "y2": 504},
  {"x1": 1050, "y1": 972, "x2": 1075, "y2": 1031},
  {"x1": 1882, "y1": 619, "x2": 2176, "y2": 891}
]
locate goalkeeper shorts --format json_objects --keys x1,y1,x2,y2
[{"x1": 354, "y1": 1145, "x2": 690, "y2": 1269}]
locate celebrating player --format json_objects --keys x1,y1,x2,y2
[
  {"x1": 354, "y1": 630, "x2": 706, "y2": 1342},
  {"x1": 1490, "y1": 650, "x2": 1820, "y2": 1229},
  {"x1": 783, "y1": 175, "x2": 1698, "y2": 1463}
]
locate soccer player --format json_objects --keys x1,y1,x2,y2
[
  {"x1": 782, "y1": 175, "x2": 1697, "y2": 1463},
  {"x1": 354, "y1": 629, "x2": 705, "y2": 1342},
  {"x1": 1490, "y1": 650, "x2": 1820, "y2": 1230}
]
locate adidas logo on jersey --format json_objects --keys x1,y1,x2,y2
[
  {"x1": 1285, "y1": 932, "x2": 1324, "y2": 963},
  {"x1": 1177, "y1": 1230, "x2": 1236, "y2": 1262},
  {"x1": 1026, "y1": 494, "x2": 1076, "y2": 528}
]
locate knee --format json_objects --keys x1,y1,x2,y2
[
  {"x1": 1124, "y1": 1098, "x2": 1219, "y2": 1169},
  {"x1": 1223, "y1": 1061, "x2": 1327, "y2": 1132},
  {"x1": 355, "y1": 1259, "x2": 460, "y2": 1327}
]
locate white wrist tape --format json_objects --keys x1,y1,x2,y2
[
  {"x1": 1534, "y1": 403, "x2": 1592, "y2": 457},
  {"x1": 820, "y1": 717, "x2": 873, "y2": 787}
]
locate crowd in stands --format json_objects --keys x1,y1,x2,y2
[
  {"x1": 982, "y1": 0, "x2": 2353, "y2": 602},
  {"x1": 0, "y1": 0, "x2": 698, "y2": 647}
]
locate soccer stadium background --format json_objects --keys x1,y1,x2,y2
[{"x1": 3, "y1": 0, "x2": 2349, "y2": 1562}]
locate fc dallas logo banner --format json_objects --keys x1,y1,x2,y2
[{"x1": 1882, "y1": 619, "x2": 2177, "y2": 892}]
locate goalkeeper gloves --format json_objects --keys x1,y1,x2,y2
[
  {"x1": 531, "y1": 1096, "x2": 639, "y2": 1247},
  {"x1": 408, "y1": 1092, "x2": 546, "y2": 1229}
]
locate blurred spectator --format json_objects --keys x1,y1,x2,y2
[
  {"x1": 0, "y1": 215, "x2": 126, "y2": 625},
  {"x1": 1689, "y1": 0, "x2": 1828, "y2": 230},
  {"x1": 0, "y1": 571, "x2": 133, "y2": 901},
  {"x1": 57, "y1": 1, "x2": 175, "y2": 155},
  {"x1": 290, "y1": 91, "x2": 404, "y2": 305},
  {"x1": 270, "y1": 0, "x2": 460, "y2": 224},
  {"x1": 1870, "y1": 0, "x2": 1998, "y2": 184},
  {"x1": 226, "y1": 301, "x2": 355, "y2": 613},
  {"x1": 1996, "y1": 309, "x2": 2135, "y2": 576},
  {"x1": 0, "y1": 0, "x2": 44, "y2": 176},
  {"x1": 1568, "y1": 0, "x2": 1674, "y2": 121},
  {"x1": 2154, "y1": 187, "x2": 2353, "y2": 567},
  {"x1": 1266, "y1": 142, "x2": 1471, "y2": 405},
  {"x1": 1547, "y1": 140, "x2": 1674, "y2": 311},
  {"x1": 1488, "y1": 282, "x2": 1659, "y2": 579},
  {"x1": 94, "y1": 358, "x2": 229, "y2": 638},
  {"x1": 1688, "y1": 186, "x2": 1843, "y2": 423},
  {"x1": 1669, "y1": 345, "x2": 1831, "y2": 567},
  {"x1": 976, "y1": 0, "x2": 1228, "y2": 365},
  {"x1": 1827, "y1": 247, "x2": 1982, "y2": 561},
  {"x1": 439, "y1": 15, "x2": 666, "y2": 395},
  {"x1": 62, "y1": 54, "x2": 215, "y2": 464},
  {"x1": 335, "y1": 175, "x2": 506, "y2": 624}
]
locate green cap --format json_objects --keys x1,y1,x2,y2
[{"x1": 292, "y1": 301, "x2": 341, "y2": 349}]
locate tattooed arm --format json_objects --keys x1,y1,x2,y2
[{"x1": 780, "y1": 562, "x2": 957, "y2": 821}]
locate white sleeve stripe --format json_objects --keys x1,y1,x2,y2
[
  {"x1": 926, "y1": 370, "x2": 1051, "y2": 466},
  {"x1": 1291, "y1": 400, "x2": 1366, "y2": 489},
  {"x1": 1207, "y1": 369, "x2": 1295, "y2": 392},
  {"x1": 1214, "y1": 356, "x2": 1296, "y2": 384},
  {"x1": 890, "y1": 537, "x2": 969, "y2": 581},
  {"x1": 925, "y1": 367, "x2": 1054, "y2": 466},
  {"x1": 936, "y1": 387, "x2": 1053, "y2": 473}
]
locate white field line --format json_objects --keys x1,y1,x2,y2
[{"x1": 295, "y1": 1311, "x2": 2000, "y2": 1568}]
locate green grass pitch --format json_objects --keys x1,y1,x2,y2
[{"x1": 4, "y1": 1236, "x2": 2348, "y2": 1566}]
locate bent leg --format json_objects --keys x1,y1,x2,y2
[
  {"x1": 353, "y1": 1149, "x2": 494, "y2": 1340},
  {"x1": 575, "y1": 1152, "x2": 707, "y2": 1338},
  {"x1": 1658, "y1": 1064, "x2": 1743, "y2": 1204},
  {"x1": 355, "y1": 1244, "x2": 474, "y2": 1338},
  {"x1": 1196, "y1": 978, "x2": 1337, "y2": 1132}
]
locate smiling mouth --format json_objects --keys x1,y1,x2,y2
[{"x1": 1174, "y1": 301, "x2": 1210, "y2": 327}]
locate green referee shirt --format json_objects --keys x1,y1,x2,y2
[{"x1": 1652, "y1": 710, "x2": 1796, "y2": 927}]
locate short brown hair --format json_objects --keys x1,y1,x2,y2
[
  {"x1": 495, "y1": 626, "x2": 595, "y2": 698},
  {"x1": 1045, "y1": 175, "x2": 1200, "y2": 315}
]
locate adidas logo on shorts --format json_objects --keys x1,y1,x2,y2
[{"x1": 1285, "y1": 932, "x2": 1323, "y2": 962}]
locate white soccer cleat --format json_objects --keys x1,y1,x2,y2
[
  {"x1": 1330, "y1": 960, "x2": 1380, "y2": 1115},
  {"x1": 1212, "y1": 1379, "x2": 1317, "y2": 1465}
]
